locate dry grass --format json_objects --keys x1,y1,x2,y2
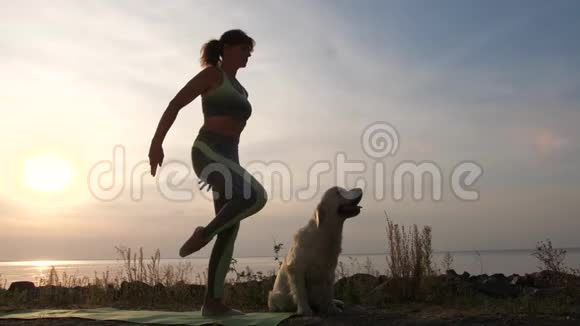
[
  {"x1": 114, "y1": 246, "x2": 200, "y2": 286},
  {"x1": 532, "y1": 239, "x2": 567, "y2": 273},
  {"x1": 0, "y1": 274, "x2": 6, "y2": 290},
  {"x1": 441, "y1": 252, "x2": 454, "y2": 272},
  {"x1": 384, "y1": 210, "x2": 435, "y2": 301},
  {"x1": 336, "y1": 256, "x2": 381, "y2": 280}
]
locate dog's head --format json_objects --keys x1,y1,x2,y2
[{"x1": 315, "y1": 186, "x2": 363, "y2": 228}]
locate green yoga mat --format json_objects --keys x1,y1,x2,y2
[{"x1": 0, "y1": 308, "x2": 295, "y2": 326}]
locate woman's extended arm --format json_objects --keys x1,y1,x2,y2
[{"x1": 149, "y1": 67, "x2": 217, "y2": 176}]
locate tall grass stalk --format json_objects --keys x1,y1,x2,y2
[{"x1": 384, "y1": 210, "x2": 435, "y2": 300}]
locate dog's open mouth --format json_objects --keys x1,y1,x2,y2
[{"x1": 338, "y1": 189, "x2": 363, "y2": 217}]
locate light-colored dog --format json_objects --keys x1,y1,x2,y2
[{"x1": 267, "y1": 186, "x2": 363, "y2": 315}]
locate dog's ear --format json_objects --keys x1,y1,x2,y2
[{"x1": 315, "y1": 203, "x2": 326, "y2": 228}]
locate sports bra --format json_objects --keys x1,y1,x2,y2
[{"x1": 201, "y1": 66, "x2": 252, "y2": 121}]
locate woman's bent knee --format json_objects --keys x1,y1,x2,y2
[
  {"x1": 250, "y1": 180, "x2": 268, "y2": 212},
  {"x1": 232, "y1": 188, "x2": 267, "y2": 212}
]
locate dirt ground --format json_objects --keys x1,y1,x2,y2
[{"x1": 0, "y1": 305, "x2": 578, "y2": 326}]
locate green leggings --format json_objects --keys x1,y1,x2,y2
[{"x1": 191, "y1": 131, "x2": 268, "y2": 299}]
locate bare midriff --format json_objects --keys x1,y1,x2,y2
[{"x1": 201, "y1": 115, "x2": 246, "y2": 137}]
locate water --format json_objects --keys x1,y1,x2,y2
[{"x1": 2, "y1": 250, "x2": 580, "y2": 287}]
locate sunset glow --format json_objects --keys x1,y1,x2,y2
[{"x1": 23, "y1": 154, "x2": 74, "y2": 193}]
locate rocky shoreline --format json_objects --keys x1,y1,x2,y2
[
  {"x1": 4, "y1": 269, "x2": 580, "y2": 306},
  {"x1": 2, "y1": 270, "x2": 579, "y2": 325},
  {"x1": 0, "y1": 270, "x2": 580, "y2": 301}
]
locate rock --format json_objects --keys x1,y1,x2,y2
[
  {"x1": 444, "y1": 270, "x2": 471, "y2": 294},
  {"x1": 531, "y1": 287, "x2": 565, "y2": 299},
  {"x1": 445, "y1": 270, "x2": 459, "y2": 279},
  {"x1": 475, "y1": 275, "x2": 519, "y2": 298},
  {"x1": 120, "y1": 281, "x2": 152, "y2": 296},
  {"x1": 68, "y1": 286, "x2": 84, "y2": 301},
  {"x1": 460, "y1": 271, "x2": 471, "y2": 280},
  {"x1": 106, "y1": 284, "x2": 116, "y2": 296},
  {"x1": 377, "y1": 274, "x2": 389, "y2": 284},
  {"x1": 334, "y1": 273, "x2": 380, "y2": 304},
  {"x1": 335, "y1": 273, "x2": 379, "y2": 290},
  {"x1": 469, "y1": 274, "x2": 489, "y2": 283},
  {"x1": 507, "y1": 273, "x2": 519, "y2": 281},
  {"x1": 8, "y1": 281, "x2": 36, "y2": 292},
  {"x1": 490, "y1": 273, "x2": 506, "y2": 281},
  {"x1": 153, "y1": 283, "x2": 165, "y2": 292},
  {"x1": 38, "y1": 285, "x2": 67, "y2": 298},
  {"x1": 515, "y1": 273, "x2": 535, "y2": 287},
  {"x1": 509, "y1": 275, "x2": 520, "y2": 286},
  {"x1": 522, "y1": 287, "x2": 539, "y2": 296},
  {"x1": 240, "y1": 280, "x2": 260, "y2": 288},
  {"x1": 175, "y1": 280, "x2": 187, "y2": 287},
  {"x1": 187, "y1": 284, "x2": 205, "y2": 298},
  {"x1": 364, "y1": 280, "x2": 394, "y2": 306},
  {"x1": 531, "y1": 270, "x2": 564, "y2": 288},
  {"x1": 433, "y1": 274, "x2": 447, "y2": 283}
]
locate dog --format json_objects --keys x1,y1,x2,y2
[{"x1": 267, "y1": 186, "x2": 363, "y2": 316}]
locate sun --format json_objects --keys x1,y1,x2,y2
[{"x1": 23, "y1": 154, "x2": 74, "y2": 192}]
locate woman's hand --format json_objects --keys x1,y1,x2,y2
[{"x1": 148, "y1": 143, "x2": 164, "y2": 177}]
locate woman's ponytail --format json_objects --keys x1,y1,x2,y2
[{"x1": 200, "y1": 39, "x2": 223, "y2": 67}]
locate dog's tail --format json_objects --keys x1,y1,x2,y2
[{"x1": 267, "y1": 290, "x2": 296, "y2": 312}]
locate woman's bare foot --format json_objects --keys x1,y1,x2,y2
[
  {"x1": 202, "y1": 298, "x2": 244, "y2": 316},
  {"x1": 179, "y1": 226, "x2": 211, "y2": 257}
]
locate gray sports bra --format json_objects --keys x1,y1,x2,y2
[{"x1": 201, "y1": 66, "x2": 252, "y2": 121}]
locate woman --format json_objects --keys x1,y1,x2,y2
[{"x1": 148, "y1": 29, "x2": 268, "y2": 316}]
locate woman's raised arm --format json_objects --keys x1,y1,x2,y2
[{"x1": 149, "y1": 67, "x2": 219, "y2": 176}]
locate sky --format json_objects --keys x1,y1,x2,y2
[{"x1": 1, "y1": 0, "x2": 579, "y2": 261}]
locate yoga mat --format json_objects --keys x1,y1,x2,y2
[{"x1": 0, "y1": 307, "x2": 295, "y2": 326}]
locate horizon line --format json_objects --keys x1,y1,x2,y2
[{"x1": 2, "y1": 246, "x2": 580, "y2": 263}]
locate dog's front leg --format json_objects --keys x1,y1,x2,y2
[
  {"x1": 328, "y1": 278, "x2": 343, "y2": 313},
  {"x1": 287, "y1": 265, "x2": 312, "y2": 316},
  {"x1": 318, "y1": 272, "x2": 342, "y2": 314}
]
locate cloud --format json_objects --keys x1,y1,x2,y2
[{"x1": 533, "y1": 129, "x2": 568, "y2": 156}]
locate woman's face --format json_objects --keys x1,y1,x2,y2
[{"x1": 224, "y1": 43, "x2": 252, "y2": 68}]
